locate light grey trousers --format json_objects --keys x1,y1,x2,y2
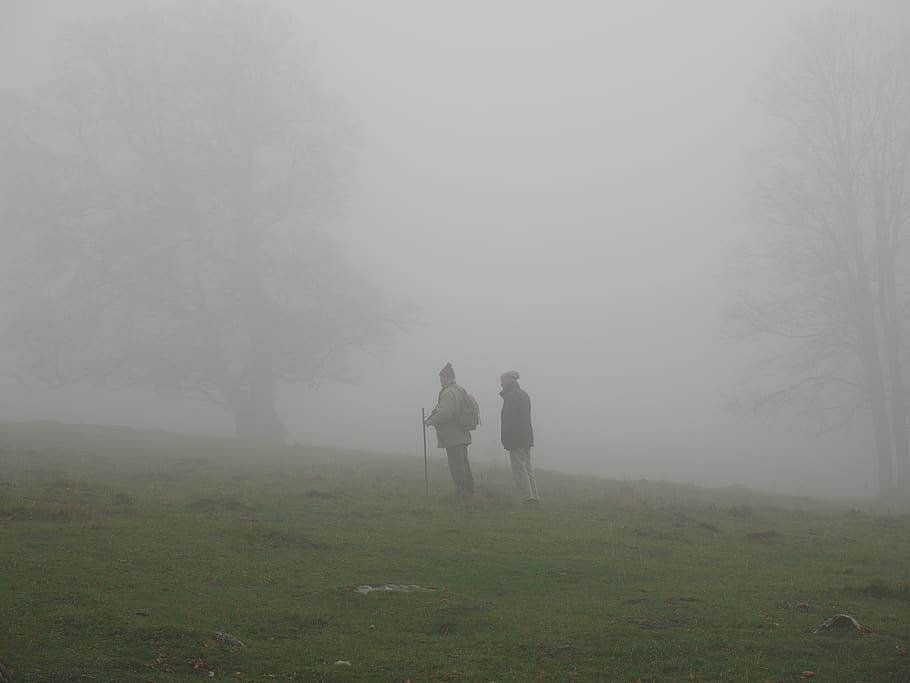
[{"x1": 509, "y1": 447, "x2": 539, "y2": 502}]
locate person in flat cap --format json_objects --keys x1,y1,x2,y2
[
  {"x1": 500, "y1": 370, "x2": 539, "y2": 504},
  {"x1": 425, "y1": 363, "x2": 475, "y2": 497}
]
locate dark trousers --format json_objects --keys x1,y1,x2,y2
[{"x1": 445, "y1": 445, "x2": 474, "y2": 495}]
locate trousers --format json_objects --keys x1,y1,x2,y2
[
  {"x1": 445, "y1": 445, "x2": 474, "y2": 495},
  {"x1": 509, "y1": 447, "x2": 539, "y2": 502}
]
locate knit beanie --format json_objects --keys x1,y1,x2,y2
[{"x1": 439, "y1": 363, "x2": 455, "y2": 379}]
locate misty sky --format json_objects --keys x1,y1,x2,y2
[{"x1": 3, "y1": 0, "x2": 904, "y2": 497}]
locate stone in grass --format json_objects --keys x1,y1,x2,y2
[
  {"x1": 213, "y1": 631, "x2": 245, "y2": 647},
  {"x1": 353, "y1": 584, "x2": 436, "y2": 594},
  {"x1": 812, "y1": 614, "x2": 871, "y2": 635},
  {"x1": 782, "y1": 601, "x2": 811, "y2": 611}
]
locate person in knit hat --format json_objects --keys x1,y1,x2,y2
[
  {"x1": 425, "y1": 362, "x2": 474, "y2": 497},
  {"x1": 500, "y1": 370, "x2": 539, "y2": 504}
]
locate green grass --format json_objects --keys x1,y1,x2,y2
[{"x1": 1, "y1": 421, "x2": 909, "y2": 682}]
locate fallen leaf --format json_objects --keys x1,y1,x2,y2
[{"x1": 800, "y1": 672, "x2": 816, "y2": 679}]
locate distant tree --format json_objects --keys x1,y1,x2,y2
[
  {"x1": 731, "y1": 12, "x2": 910, "y2": 499},
  {"x1": 0, "y1": 1, "x2": 401, "y2": 443}
]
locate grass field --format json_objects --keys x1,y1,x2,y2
[{"x1": 1, "y1": 421, "x2": 909, "y2": 682}]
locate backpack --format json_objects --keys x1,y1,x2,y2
[{"x1": 456, "y1": 386, "x2": 481, "y2": 431}]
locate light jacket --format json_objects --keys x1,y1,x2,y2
[{"x1": 427, "y1": 379, "x2": 472, "y2": 448}]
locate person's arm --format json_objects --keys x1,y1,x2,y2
[
  {"x1": 427, "y1": 388, "x2": 456, "y2": 427},
  {"x1": 501, "y1": 392, "x2": 520, "y2": 446},
  {"x1": 519, "y1": 392, "x2": 533, "y2": 441},
  {"x1": 519, "y1": 392, "x2": 531, "y2": 424}
]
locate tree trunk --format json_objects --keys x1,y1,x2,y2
[
  {"x1": 844, "y1": 188, "x2": 897, "y2": 499},
  {"x1": 226, "y1": 158, "x2": 286, "y2": 445},
  {"x1": 881, "y1": 269, "x2": 910, "y2": 495},
  {"x1": 873, "y1": 156, "x2": 910, "y2": 495},
  {"x1": 865, "y1": 361, "x2": 898, "y2": 499},
  {"x1": 853, "y1": 292, "x2": 896, "y2": 498}
]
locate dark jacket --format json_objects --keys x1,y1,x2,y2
[{"x1": 500, "y1": 382, "x2": 533, "y2": 450}]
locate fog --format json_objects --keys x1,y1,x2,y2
[{"x1": 4, "y1": 1, "x2": 907, "y2": 499}]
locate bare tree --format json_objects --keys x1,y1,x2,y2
[
  {"x1": 732, "y1": 12, "x2": 910, "y2": 499},
  {"x1": 0, "y1": 2, "x2": 402, "y2": 443}
]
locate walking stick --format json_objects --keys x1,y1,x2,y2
[{"x1": 422, "y1": 408, "x2": 429, "y2": 496}]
